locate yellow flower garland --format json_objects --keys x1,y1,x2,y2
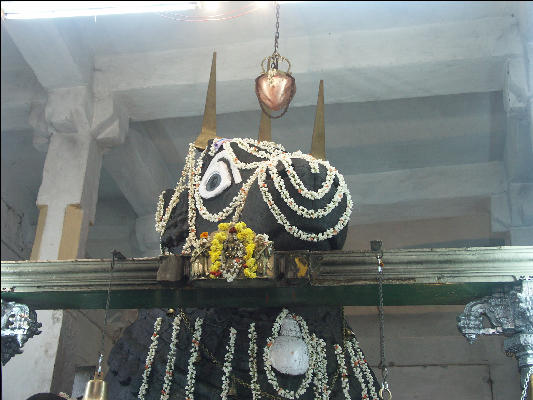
[{"x1": 208, "y1": 221, "x2": 259, "y2": 279}]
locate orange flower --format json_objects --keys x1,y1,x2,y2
[{"x1": 200, "y1": 232, "x2": 209, "y2": 239}]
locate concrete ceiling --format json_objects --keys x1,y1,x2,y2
[{"x1": 2, "y1": 1, "x2": 532, "y2": 254}]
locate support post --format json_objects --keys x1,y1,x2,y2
[{"x1": 3, "y1": 85, "x2": 129, "y2": 399}]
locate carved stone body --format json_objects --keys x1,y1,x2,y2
[
  {"x1": 160, "y1": 139, "x2": 350, "y2": 254},
  {"x1": 106, "y1": 307, "x2": 379, "y2": 399}
]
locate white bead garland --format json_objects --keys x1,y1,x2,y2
[
  {"x1": 155, "y1": 138, "x2": 354, "y2": 254},
  {"x1": 185, "y1": 317, "x2": 204, "y2": 400},
  {"x1": 136, "y1": 310, "x2": 379, "y2": 400},
  {"x1": 221, "y1": 327, "x2": 237, "y2": 400},
  {"x1": 346, "y1": 338, "x2": 378, "y2": 400},
  {"x1": 248, "y1": 322, "x2": 261, "y2": 400},
  {"x1": 160, "y1": 315, "x2": 182, "y2": 400},
  {"x1": 263, "y1": 309, "x2": 315, "y2": 399},
  {"x1": 155, "y1": 143, "x2": 196, "y2": 234},
  {"x1": 312, "y1": 335, "x2": 331, "y2": 400},
  {"x1": 138, "y1": 317, "x2": 163, "y2": 400},
  {"x1": 334, "y1": 343, "x2": 351, "y2": 400}
]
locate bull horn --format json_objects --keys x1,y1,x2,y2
[
  {"x1": 310, "y1": 80, "x2": 326, "y2": 160},
  {"x1": 194, "y1": 52, "x2": 218, "y2": 150},
  {"x1": 258, "y1": 109, "x2": 272, "y2": 142}
]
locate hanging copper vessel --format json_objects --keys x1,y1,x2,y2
[
  {"x1": 255, "y1": 53, "x2": 296, "y2": 118},
  {"x1": 255, "y1": 2, "x2": 296, "y2": 119}
]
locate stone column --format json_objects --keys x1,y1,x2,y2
[
  {"x1": 491, "y1": 52, "x2": 533, "y2": 245},
  {"x1": 30, "y1": 87, "x2": 128, "y2": 260},
  {"x1": 2, "y1": 87, "x2": 128, "y2": 399}
]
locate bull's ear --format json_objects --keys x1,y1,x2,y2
[
  {"x1": 310, "y1": 80, "x2": 326, "y2": 160},
  {"x1": 194, "y1": 52, "x2": 219, "y2": 150}
]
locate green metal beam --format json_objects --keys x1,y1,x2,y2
[
  {"x1": 1, "y1": 247, "x2": 531, "y2": 309},
  {"x1": 0, "y1": 283, "x2": 507, "y2": 309}
]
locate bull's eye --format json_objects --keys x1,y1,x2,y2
[
  {"x1": 199, "y1": 158, "x2": 232, "y2": 199},
  {"x1": 207, "y1": 173, "x2": 221, "y2": 191}
]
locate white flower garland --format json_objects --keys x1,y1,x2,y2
[
  {"x1": 258, "y1": 166, "x2": 353, "y2": 242},
  {"x1": 156, "y1": 143, "x2": 196, "y2": 234},
  {"x1": 138, "y1": 317, "x2": 163, "y2": 400},
  {"x1": 346, "y1": 338, "x2": 378, "y2": 400},
  {"x1": 268, "y1": 157, "x2": 346, "y2": 219},
  {"x1": 156, "y1": 137, "x2": 354, "y2": 254},
  {"x1": 263, "y1": 309, "x2": 315, "y2": 399},
  {"x1": 312, "y1": 335, "x2": 331, "y2": 400},
  {"x1": 279, "y1": 154, "x2": 337, "y2": 200},
  {"x1": 334, "y1": 343, "x2": 351, "y2": 400},
  {"x1": 221, "y1": 327, "x2": 238, "y2": 400},
  {"x1": 185, "y1": 317, "x2": 204, "y2": 400},
  {"x1": 248, "y1": 322, "x2": 261, "y2": 400},
  {"x1": 160, "y1": 315, "x2": 182, "y2": 400},
  {"x1": 224, "y1": 138, "x2": 287, "y2": 170}
]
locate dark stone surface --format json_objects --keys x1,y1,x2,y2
[
  {"x1": 114, "y1": 140, "x2": 376, "y2": 399},
  {"x1": 161, "y1": 140, "x2": 348, "y2": 254},
  {"x1": 107, "y1": 307, "x2": 380, "y2": 399}
]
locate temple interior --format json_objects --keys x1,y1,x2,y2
[{"x1": 1, "y1": 1, "x2": 532, "y2": 399}]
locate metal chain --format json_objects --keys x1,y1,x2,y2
[
  {"x1": 274, "y1": 1, "x2": 280, "y2": 53},
  {"x1": 376, "y1": 250, "x2": 392, "y2": 399},
  {"x1": 96, "y1": 250, "x2": 118, "y2": 375},
  {"x1": 520, "y1": 367, "x2": 532, "y2": 400},
  {"x1": 271, "y1": 1, "x2": 280, "y2": 69}
]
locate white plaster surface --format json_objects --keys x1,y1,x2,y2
[
  {"x1": 1, "y1": 2, "x2": 532, "y2": 397},
  {"x1": 345, "y1": 306, "x2": 521, "y2": 400},
  {"x1": 36, "y1": 132, "x2": 103, "y2": 259},
  {"x1": 2, "y1": 310, "x2": 63, "y2": 400}
]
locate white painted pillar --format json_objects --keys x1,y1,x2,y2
[
  {"x1": 2, "y1": 88, "x2": 128, "y2": 399},
  {"x1": 34, "y1": 132, "x2": 103, "y2": 260},
  {"x1": 492, "y1": 15, "x2": 533, "y2": 245}
]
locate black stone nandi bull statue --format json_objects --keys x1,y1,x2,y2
[{"x1": 106, "y1": 54, "x2": 380, "y2": 400}]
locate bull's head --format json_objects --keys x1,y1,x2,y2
[{"x1": 155, "y1": 53, "x2": 353, "y2": 254}]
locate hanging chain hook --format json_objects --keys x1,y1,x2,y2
[
  {"x1": 96, "y1": 250, "x2": 124, "y2": 377},
  {"x1": 371, "y1": 240, "x2": 392, "y2": 400},
  {"x1": 271, "y1": 1, "x2": 280, "y2": 69}
]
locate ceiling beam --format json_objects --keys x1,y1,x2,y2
[
  {"x1": 103, "y1": 128, "x2": 174, "y2": 216},
  {"x1": 92, "y1": 16, "x2": 521, "y2": 120},
  {"x1": 3, "y1": 19, "x2": 93, "y2": 89}
]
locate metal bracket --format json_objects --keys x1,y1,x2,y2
[
  {"x1": 156, "y1": 254, "x2": 185, "y2": 283},
  {"x1": 1, "y1": 299, "x2": 42, "y2": 365},
  {"x1": 457, "y1": 280, "x2": 533, "y2": 392}
]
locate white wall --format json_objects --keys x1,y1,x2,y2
[{"x1": 346, "y1": 306, "x2": 521, "y2": 400}]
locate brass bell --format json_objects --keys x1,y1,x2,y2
[
  {"x1": 83, "y1": 372, "x2": 108, "y2": 400},
  {"x1": 167, "y1": 308, "x2": 176, "y2": 316},
  {"x1": 228, "y1": 377, "x2": 238, "y2": 397}
]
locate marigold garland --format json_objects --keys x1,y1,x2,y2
[{"x1": 190, "y1": 221, "x2": 271, "y2": 282}]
